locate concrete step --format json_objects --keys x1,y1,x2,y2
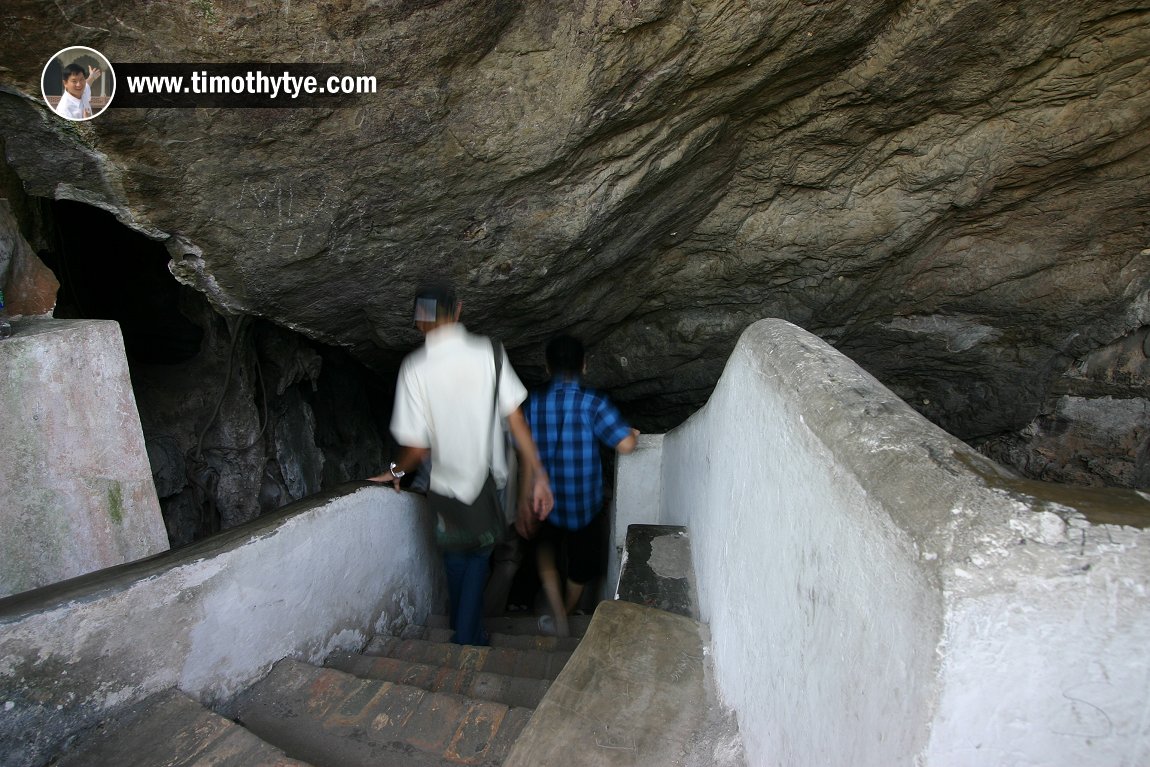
[
  {"x1": 504, "y1": 600, "x2": 745, "y2": 767},
  {"x1": 235, "y1": 658, "x2": 532, "y2": 767},
  {"x1": 364, "y1": 635, "x2": 573, "y2": 681},
  {"x1": 412, "y1": 624, "x2": 582, "y2": 653},
  {"x1": 325, "y1": 652, "x2": 552, "y2": 709},
  {"x1": 54, "y1": 688, "x2": 312, "y2": 767},
  {"x1": 425, "y1": 612, "x2": 593, "y2": 639}
]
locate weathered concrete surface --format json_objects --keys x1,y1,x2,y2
[
  {"x1": 0, "y1": 484, "x2": 439, "y2": 767},
  {"x1": 0, "y1": 1, "x2": 1147, "y2": 482},
  {"x1": 505, "y1": 599, "x2": 745, "y2": 767},
  {"x1": 616, "y1": 524, "x2": 697, "y2": 619},
  {"x1": 0, "y1": 318, "x2": 168, "y2": 598},
  {"x1": 629, "y1": 318, "x2": 1150, "y2": 766}
]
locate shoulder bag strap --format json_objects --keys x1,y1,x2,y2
[{"x1": 490, "y1": 338, "x2": 503, "y2": 467}]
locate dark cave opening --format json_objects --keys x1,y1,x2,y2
[
  {"x1": 43, "y1": 200, "x2": 204, "y2": 364},
  {"x1": 37, "y1": 199, "x2": 397, "y2": 547}
]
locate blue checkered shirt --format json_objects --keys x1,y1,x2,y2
[{"x1": 527, "y1": 378, "x2": 633, "y2": 530}]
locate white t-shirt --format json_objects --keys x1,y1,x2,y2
[
  {"x1": 55, "y1": 90, "x2": 86, "y2": 119},
  {"x1": 391, "y1": 323, "x2": 527, "y2": 504}
]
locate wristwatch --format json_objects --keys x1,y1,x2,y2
[{"x1": 389, "y1": 462, "x2": 405, "y2": 479}]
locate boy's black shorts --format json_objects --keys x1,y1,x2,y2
[{"x1": 536, "y1": 512, "x2": 606, "y2": 585}]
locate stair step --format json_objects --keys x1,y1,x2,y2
[
  {"x1": 54, "y1": 688, "x2": 312, "y2": 767},
  {"x1": 505, "y1": 600, "x2": 745, "y2": 766},
  {"x1": 364, "y1": 635, "x2": 573, "y2": 680},
  {"x1": 416, "y1": 625, "x2": 582, "y2": 653},
  {"x1": 326, "y1": 652, "x2": 552, "y2": 709},
  {"x1": 425, "y1": 612, "x2": 594, "y2": 639},
  {"x1": 236, "y1": 658, "x2": 532, "y2": 767}
]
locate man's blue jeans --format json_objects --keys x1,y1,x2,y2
[{"x1": 442, "y1": 546, "x2": 494, "y2": 646}]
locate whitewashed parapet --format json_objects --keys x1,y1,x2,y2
[
  {"x1": 0, "y1": 484, "x2": 439, "y2": 767},
  {"x1": 635, "y1": 318, "x2": 1149, "y2": 767}
]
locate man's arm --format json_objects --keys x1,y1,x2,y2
[
  {"x1": 368, "y1": 445, "x2": 429, "y2": 491},
  {"x1": 506, "y1": 407, "x2": 554, "y2": 537}
]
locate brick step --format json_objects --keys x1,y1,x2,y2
[
  {"x1": 425, "y1": 612, "x2": 593, "y2": 639},
  {"x1": 235, "y1": 658, "x2": 532, "y2": 767},
  {"x1": 407, "y1": 625, "x2": 582, "y2": 653},
  {"x1": 326, "y1": 652, "x2": 552, "y2": 709},
  {"x1": 364, "y1": 635, "x2": 573, "y2": 680},
  {"x1": 54, "y1": 688, "x2": 312, "y2": 767}
]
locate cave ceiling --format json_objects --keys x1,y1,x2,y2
[{"x1": 1, "y1": 0, "x2": 1148, "y2": 435}]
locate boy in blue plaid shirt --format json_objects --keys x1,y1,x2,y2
[{"x1": 526, "y1": 335, "x2": 637, "y2": 636}]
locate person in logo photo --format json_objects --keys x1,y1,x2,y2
[{"x1": 55, "y1": 63, "x2": 101, "y2": 120}]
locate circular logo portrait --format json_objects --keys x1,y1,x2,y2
[{"x1": 42, "y1": 47, "x2": 116, "y2": 121}]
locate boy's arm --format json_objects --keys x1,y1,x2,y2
[{"x1": 615, "y1": 428, "x2": 640, "y2": 455}]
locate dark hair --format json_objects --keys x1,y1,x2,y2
[
  {"x1": 412, "y1": 280, "x2": 457, "y2": 323},
  {"x1": 61, "y1": 63, "x2": 86, "y2": 82},
  {"x1": 546, "y1": 335, "x2": 584, "y2": 376}
]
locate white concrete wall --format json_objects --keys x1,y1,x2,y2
[
  {"x1": 0, "y1": 484, "x2": 439, "y2": 767},
  {"x1": 619, "y1": 319, "x2": 1150, "y2": 767},
  {"x1": 0, "y1": 319, "x2": 169, "y2": 598},
  {"x1": 607, "y1": 432, "x2": 664, "y2": 597}
]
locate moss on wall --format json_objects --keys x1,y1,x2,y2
[{"x1": 105, "y1": 481, "x2": 123, "y2": 525}]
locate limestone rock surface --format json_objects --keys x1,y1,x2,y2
[{"x1": 1, "y1": 0, "x2": 1148, "y2": 483}]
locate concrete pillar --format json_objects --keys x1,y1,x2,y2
[{"x1": 0, "y1": 318, "x2": 168, "y2": 598}]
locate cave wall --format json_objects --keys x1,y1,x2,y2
[
  {"x1": 1, "y1": 0, "x2": 1147, "y2": 490},
  {"x1": 0, "y1": 188, "x2": 394, "y2": 546},
  {"x1": 133, "y1": 300, "x2": 396, "y2": 545}
]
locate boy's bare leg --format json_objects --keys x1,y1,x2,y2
[
  {"x1": 564, "y1": 580, "x2": 584, "y2": 616},
  {"x1": 535, "y1": 542, "x2": 570, "y2": 637}
]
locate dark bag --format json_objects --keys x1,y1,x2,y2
[
  {"x1": 428, "y1": 474, "x2": 506, "y2": 551},
  {"x1": 427, "y1": 338, "x2": 507, "y2": 552}
]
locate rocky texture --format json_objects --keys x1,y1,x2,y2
[
  {"x1": 0, "y1": 199, "x2": 57, "y2": 317},
  {"x1": 132, "y1": 295, "x2": 394, "y2": 545},
  {"x1": 0, "y1": 1, "x2": 1148, "y2": 486},
  {"x1": 0, "y1": 196, "x2": 393, "y2": 545},
  {"x1": 980, "y1": 325, "x2": 1150, "y2": 487}
]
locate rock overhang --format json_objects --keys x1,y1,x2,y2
[{"x1": 0, "y1": 0, "x2": 1147, "y2": 447}]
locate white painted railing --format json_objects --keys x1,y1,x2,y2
[
  {"x1": 616, "y1": 319, "x2": 1150, "y2": 767},
  {"x1": 0, "y1": 484, "x2": 439, "y2": 767}
]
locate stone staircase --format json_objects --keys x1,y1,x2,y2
[
  {"x1": 47, "y1": 527, "x2": 744, "y2": 767},
  {"x1": 53, "y1": 615, "x2": 587, "y2": 767}
]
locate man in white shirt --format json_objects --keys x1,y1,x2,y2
[
  {"x1": 54, "y1": 64, "x2": 102, "y2": 120},
  {"x1": 55, "y1": 64, "x2": 90, "y2": 120},
  {"x1": 370, "y1": 282, "x2": 553, "y2": 645}
]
